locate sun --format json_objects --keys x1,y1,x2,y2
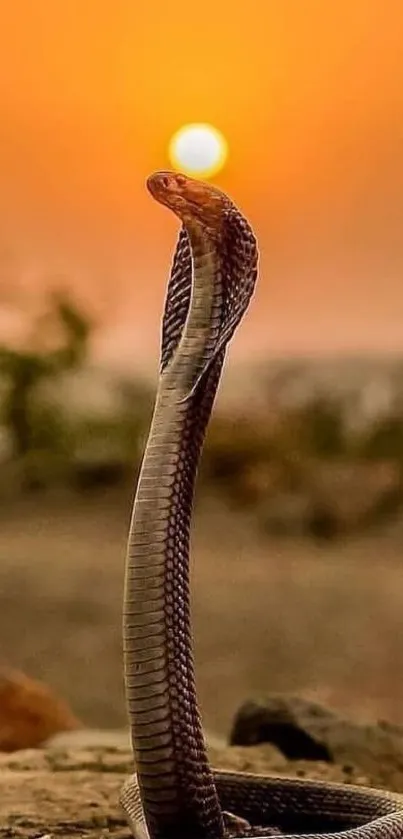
[{"x1": 168, "y1": 123, "x2": 228, "y2": 179}]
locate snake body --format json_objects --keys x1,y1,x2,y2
[{"x1": 121, "y1": 171, "x2": 403, "y2": 839}]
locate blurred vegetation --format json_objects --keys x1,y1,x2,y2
[
  {"x1": 201, "y1": 391, "x2": 403, "y2": 539},
  {"x1": 0, "y1": 304, "x2": 402, "y2": 539},
  {"x1": 0, "y1": 293, "x2": 152, "y2": 491},
  {"x1": 0, "y1": 296, "x2": 91, "y2": 479}
]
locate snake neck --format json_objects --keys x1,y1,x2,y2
[
  {"x1": 123, "y1": 231, "x2": 225, "y2": 839},
  {"x1": 162, "y1": 227, "x2": 222, "y2": 400}
]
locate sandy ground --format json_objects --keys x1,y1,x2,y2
[
  {"x1": 1, "y1": 741, "x2": 393, "y2": 838},
  {"x1": 1, "y1": 483, "x2": 403, "y2": 737}
]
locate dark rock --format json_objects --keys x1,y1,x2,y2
[
  {"x1": 230, "y1": 697, "x2": 333, "y2": 760},
  {"x1": 229, "y1": 695, "x2": 403, "y2": 781}
]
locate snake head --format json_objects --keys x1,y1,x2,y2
[{"x1": 147, "y1": 170, "x2": 229, "y2": 235}]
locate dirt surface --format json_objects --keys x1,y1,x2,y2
[
  {"x1": 0, "y1": 745, "x2": 128, "y2": 839},
  {"x1": 1, "y1": 484, "x2": 403, "y2": 737},
  {"x1": 1, "y1": 737, "x2": 401, "y2": 839}
]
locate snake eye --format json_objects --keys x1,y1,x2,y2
[{"x1": 160, "y1": 175, "x2": 170, "y2": 189}]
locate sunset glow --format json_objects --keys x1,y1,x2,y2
[
  {"x1": 0, "y1": 2, "x2": 402, "y2": 365},
  {"x1": 168, "y1": 124, "x2": 228, "y2": 179}
]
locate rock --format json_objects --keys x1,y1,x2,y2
[
  {"x1": 230, "y1": 696, "x2": 333, "y2": 760},
  {"x1": 230, "y1": 695, "x2": 403, "y2": 785},
  {"x1": 0, "y1": 668, "x2": 82, "y2": 752}
]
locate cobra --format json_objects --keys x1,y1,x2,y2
[{"x1": 121, "y1": 170, "x2": 403, "y2": 839}]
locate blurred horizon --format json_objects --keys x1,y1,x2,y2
[{"x1": 1, "y1": 1, "x2": 403, "y2": 370}]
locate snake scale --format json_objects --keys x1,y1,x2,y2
[{"x1": 121, "y1": 171, "x2": 403, "y2": 839}]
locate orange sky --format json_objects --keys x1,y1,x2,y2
[{"x1": 0, "y1": 1, "x2": 402, "y2": 370}]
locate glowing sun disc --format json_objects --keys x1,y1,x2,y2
[{"x1": 168, "y1": 123, "x2": 228, "y2": 178}]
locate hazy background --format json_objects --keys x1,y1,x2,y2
[{"x1": 1, "y1": 1, "x2": 403, "y2": 740}]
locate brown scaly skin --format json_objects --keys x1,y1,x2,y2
[
  {"x1": 121, "y1": 171, "x2": 403, "y2": 839},
  {"x1": 147, "y1": 171, "x2": 230, "y2": 235}
]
